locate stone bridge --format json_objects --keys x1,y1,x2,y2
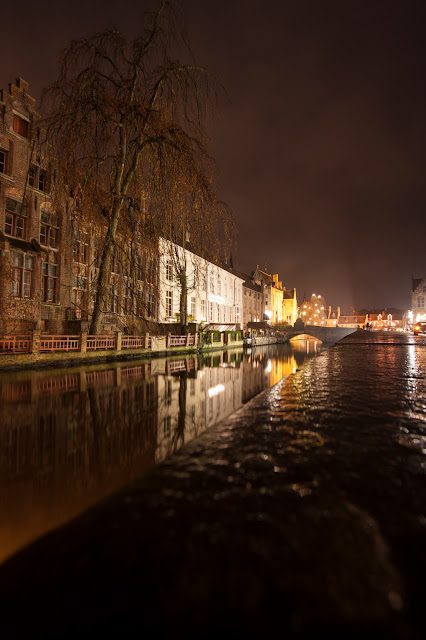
[{"x1": 289, "y1": 325, "x2": 358, "y2": 343}]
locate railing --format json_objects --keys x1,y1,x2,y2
[
  {"x1": 0, "y1": 331, "x2": 223, "y2": 359},
  {"x1": 86, "y1": 335, "x2": 117, "y2": 350},
  {"x1": 39, "y1": 335, "x2": 80, "y2": 352},
  {"x1": 121, "y1": 335, "x2": 147, "y2": 349},
  {"x1": 168, "y1": 334, "x2": 195, "y2": 347},
  {"x1": 38, "y1": 374, "x2": 80, "y2": 395},
  {"x1": 168, "y1": 335, "x2": 186, "y2": 347},
  {"x1": 0, "y1": 335, "x2": 32, "y2": 354}
]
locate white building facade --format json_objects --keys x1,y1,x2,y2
[{"x1": 158, "y1": 237, "x2": 243, "y2": 328}]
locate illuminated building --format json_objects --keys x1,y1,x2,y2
[{"x1": 411, "y1": 277, "x2": 426, "y2": 322}]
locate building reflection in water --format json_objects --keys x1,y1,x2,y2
[{"x1": 0, "y1": 339, "x2": 322, "y2": 563}]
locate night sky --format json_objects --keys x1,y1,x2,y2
[{"x1": 1, "y1": 0, "x2": 425, "y2": 311}]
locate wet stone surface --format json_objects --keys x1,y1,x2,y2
[{"x1": 0, "y1": 331, "x2": 425, "y2": 638}]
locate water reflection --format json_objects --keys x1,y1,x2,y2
[{"x1": 0, "y1": 338, "x2": 323, "y2": 562}]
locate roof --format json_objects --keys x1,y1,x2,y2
[
  {"x1": 283, "y1": 289, "x2": 296, "y2": 299},
  {"x1": 243, "y1": 281, "x2": 262, "y2": 293},
  {"x1": 338, "y1": 315, "x2": 366, "y2": 324},
  {"x1": 203, "y1": 323, "x2": 238, "y2": 332},
  {"x1": 412, "y1": 277, "x2": 425, "y2": 292}
]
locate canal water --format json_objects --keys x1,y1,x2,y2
[{"x1": 0, "y1": 336, "x2": 324, "y2": 563}]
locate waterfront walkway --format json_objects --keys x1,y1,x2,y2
[{"x1": 0, "y1": 330, "x2": 425, "y2": 639}]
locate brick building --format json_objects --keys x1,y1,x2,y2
[
  {"x1": 0, "y1": 78, "x2": 159, "y2": 335},
  {"x1": 0, "y1": 77, "x2": 71, "y2": 333}
]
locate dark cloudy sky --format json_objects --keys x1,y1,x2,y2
[{"x1": 1, "y1": 0, "x2": 425, "y2": 311}]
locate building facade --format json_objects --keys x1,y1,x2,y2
[
  {"x1": 0, "y1": 78, "x2": 73, "y2": 334},
  {"x1": 1, "y1": 78, "x2": 242, "y2": 336},
  {"x1": 411, "y1": 277, "x2": 426, "y2": 322},
  {"x1": 158, "y1": 237, "x2": 244, "y2": 329}
]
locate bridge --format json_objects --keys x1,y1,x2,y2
[{"x1": 289, "y1": 325, "x2": 358, "y2": 343}]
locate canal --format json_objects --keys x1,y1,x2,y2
[
  {"x1": 0, "y1": 336, "x2": 324, "y2": 564},
  {"x1": 0, "y1": 330, "x2": 424, "y2": 638}
]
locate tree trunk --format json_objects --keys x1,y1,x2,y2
[
  {"x1": 179, "y1": 272, "x2": 188, "y2": 335},
  {"x1": 89, "y1": 202, "x2": 121, "y2": 335}
]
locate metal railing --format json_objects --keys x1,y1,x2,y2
[
  {"x1": 39, "y1": 335, "x2": 80, "y2": 352},
  {"x1": 86, "y1": 335, "x2": 117, "y2": 350},
  {"x1": 121, "y1": 336, "x2": 147, "y2": 349},
  {"x1": 0, "y1": 335, "x2": 32, "y2": 354},
  {"x1": 168, "y1": 334, "x2": 195, "y2": 347},
  {"x1": 0, "y1": 331, "x2": 202, "y2": 357}
]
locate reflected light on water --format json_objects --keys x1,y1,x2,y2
[{"x1": 0, "y1": 339, "x2": 325, "y2": 564}]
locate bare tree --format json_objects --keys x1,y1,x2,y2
[{"x1": 41, "y1": 0, "x2": 235, "y2": 334}]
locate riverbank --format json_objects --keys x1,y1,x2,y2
[
  {"x1": 0, "y1": 330, "x2": 424, "y2": 639},
  {"x1": 0, "y1": 338, "x2": 245, "y2": 371}
]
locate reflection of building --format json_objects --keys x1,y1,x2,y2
[{"x1": 412, "y1": 277, "x2": 426, "y2": 322}]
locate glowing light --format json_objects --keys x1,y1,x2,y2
[
  {"x1": 209, "y1": 294, "x2": 225, "y2": 304},
  {"x1": 208, "y1": 384, "x2": 225, "y2": 398},
  {"x1": 265, "y1": 310, "x2": 272, "y2": 319},
  {"x1": 266, "y1": 360, "x2": 272, "y2": 373}
]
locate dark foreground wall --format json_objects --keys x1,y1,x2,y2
[{"x1": 0, "y1": 331, "x2": 425, "y2": 639}]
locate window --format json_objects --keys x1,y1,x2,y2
[
  {"x1": 40, "y1": 211, "x2": 59, "y2": 248},
  {"x1": 147, "y1": 291, "x2": 154, "y2": 318},
  {"x1": 123, "y1": 286, "x2": 132, "y2": 315},
  {"x1": 163, "y1": 416, "x2": 171, "y2": 438},
  {"x1": 191, "y1": 297, "x2": 195, "y2": 318},
  {"x1": 41, "y1": 261, "x2": 58, "y2": 303},
  {"x1": 111, "y1": 253, "x2": 120, "y2": 274},
  {"x1": 418, "y1": 296, "x2": 425, "y2": 309},
  {"x1": 201, "y1": 299, "x2": 206, "y2": 319},
  {"x1": 73, "y1": 231, "x2": 89, "y2": 264},
  {"x1": 72, "y1": 274, "x2": 87, "y2": 311},
  {"x1": 166, "y1": 258, "x2": 173, "y2": 281},
  {"x1": 110, "y1": 284, "x2": 119, "y2": 313},
  {"x1": 28, "y1": 165, "x2": 37, "y2": 187},
  {"x1": 5, "y1": 198, "x2": 26, "y2": 238},
  {"x1": 13, "y1": 114, "x2": 29, "y2": 138},
  {"x1": 166, "y1": 290, "x2": 173, "y2": 317},
  {"x1": 11, "y1": 251, "x2": 33, "y2": 298},
  {"x1": 0, "y1": 149, "x2": 8, "y2": 174},
  {"x1": 165, "y1": 380, "x2": 172, "y2": 406},
  {"x1": 38, "y1": 169, "x2": 47, "y2": 192}
]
